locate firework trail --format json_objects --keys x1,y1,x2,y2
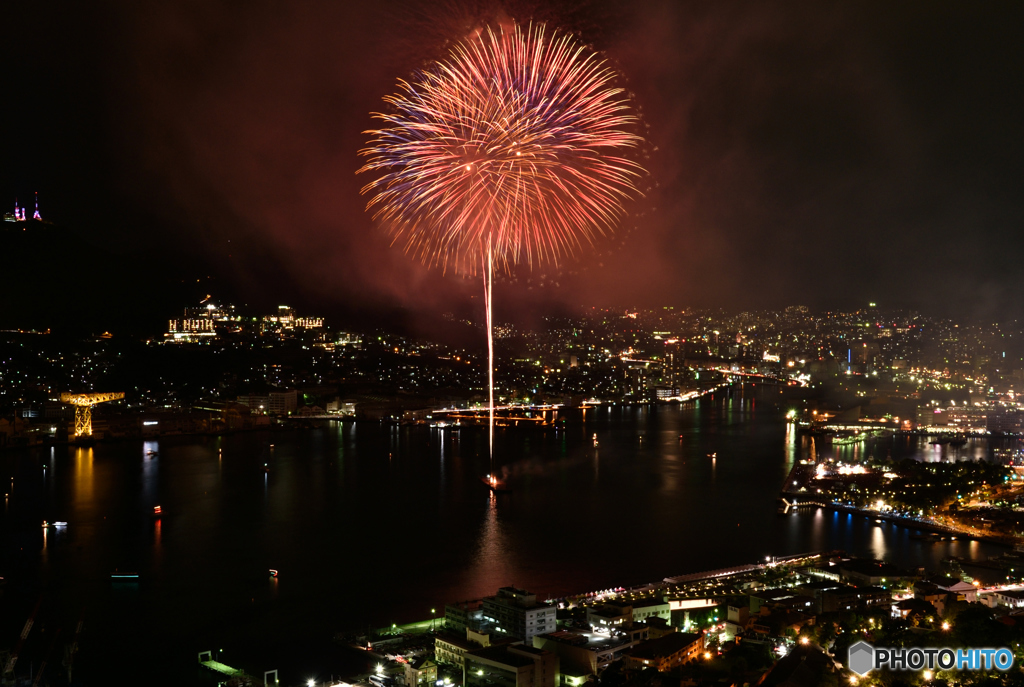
[{"x1": 360, "y1": 21, "x2": 645, "y2": 469}]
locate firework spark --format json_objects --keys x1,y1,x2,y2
[
  {"x1": 359, "y1": 22, "x2": 645, "y2": 275},
  {"x1": 360, "y1": 21, "x2": 645, "y2": 470}
]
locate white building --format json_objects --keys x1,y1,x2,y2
[{"x1": 482, "y1": 587, "x2": 557, "y2": 641}]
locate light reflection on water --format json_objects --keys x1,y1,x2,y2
[
  {"x1": 72, "y1": 446, "x2": 93, "y2": 511},
  {"x1": 0, "y1": 384, "x2": 1015, "y2": 683}
]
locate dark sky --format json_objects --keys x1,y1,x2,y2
[{"x1": 3, "y1": 0, "x2": 1023, "y2": 332}]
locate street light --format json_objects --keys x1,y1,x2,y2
[{"x1": 431, "y1": 608, "x2": 437, "y2": 632}]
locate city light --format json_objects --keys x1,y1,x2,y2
[{"x1": 6, "y1": 6, "x2": 1024, "y2": 687}]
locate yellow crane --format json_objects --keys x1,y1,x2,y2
[{"x1": 60, "y1": 392, "x2": 125, "y2": 437}]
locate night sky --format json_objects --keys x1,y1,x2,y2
[{"x1": 3, "y1": 0, "x2": 1022, "y2": 332}]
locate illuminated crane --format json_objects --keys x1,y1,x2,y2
[{"x1": 60, "y1": 392, "x2": 125, "y2": 437}]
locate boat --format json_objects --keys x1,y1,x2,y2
[
  {"x1": 152, "y1": 505, "x2": 162, "y2": 518},
  {"x1": 269, "y1": 569, "x2": 279, "y2": 578},
  {"x1": 481, "y1": 474, "x2": 512, "y2": 493},
  {"x1": 146, "y1": 450, "x2": 158, "y2": 456}
]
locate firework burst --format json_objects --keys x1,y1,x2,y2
[
  {"x1": 359, "y1": 21, "x2": 645, "y2": 471},
  {"x1": 359, "y1": 22, "x2": 645, "y2": 275}
]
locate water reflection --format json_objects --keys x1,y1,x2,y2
[
  {"x1": 142, "y1": 441, "x2": 159, "y2": 504},
  {"x1": 784, "y1": 422, "x2": 797, "y2": 470},
  {"x1": 869, "y1": 521, "x2": 887, "y2": 560},
  {"x1": 73, "y1": 447, "x2": 94, "y2": 511},
  {"x1": 471, "y1": 493, "x2": 516, "y2": 595},
  {"x1": 5, "y1": 390, "x2": 1018, "y2": 685},
  {"x1": 439, "y1": 431, "x2": 446, "y2": 495}
]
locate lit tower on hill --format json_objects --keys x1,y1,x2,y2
[{"x1": 32, "y1": 192, "x2": 41, "y2": 220}]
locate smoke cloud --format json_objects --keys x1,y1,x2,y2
[{"x1": 16, "y1": 0, "x2": 1020, "y2": 330}]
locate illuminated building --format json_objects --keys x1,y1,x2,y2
[
  {"x1": 533, "y1": 628, "x2": 647, "y2": 683},
  {"x1": 165, "y1": 298, "x2": 240, "y2": 342},
  {"x1": 271, "y1": 305, "x2": 295, "y2": 326},
  {"x1": 261, "y1": 306, "x2": 324, "y2": 335},
  {"x1": 236, "y1": 390, "x2": 298, "y2": 415},
  {"x1": 326, "y1": 398, "x2": 356, "y2": 416},
  {"x1": 988, "y1": 406, "x2": 1023, "y2": 434},
  {"x1": 404, "y1": 657, "x2": 437, "y2": 687},
  {"x1": 622, "y1": 633, "x2": 704, "y2": 672},
  {"x1": 446, "y1": 600, "x2": 484, "y2": 635},
  {"x1": 185, "y1": 299, "x2": 239, "y2": 324},
  {"x1": 464, "y1": 644, "x2": 559, "y2": 687},
  {"x1": 166, "y1": 318, "x2": 215, "y2": 343},
  {"x1": 481, "y1": 587, "x2": 556, "y2": 641},
  {"x1": 436, "y1": 632, "x2": 481, "y2": 668}
]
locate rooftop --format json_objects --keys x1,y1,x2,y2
[
  {"x1": 628, "y1": 632, "x2": 702, "y2": 660},
  {"x1": 468, "y1": 645, "x2": 537, "y2": 669}
]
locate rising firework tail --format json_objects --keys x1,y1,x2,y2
[{"x1": 359, "y1": 20, "x2": 646, "y2": 470}]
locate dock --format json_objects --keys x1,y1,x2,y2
[
  {"x1": 198, "y1": 651, "x2": 244, "y2": 677},
  {"x1": 201, "y1": 659, "x2": 243, "y2": 676}
]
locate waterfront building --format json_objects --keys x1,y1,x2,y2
[
  {"x1": 482, "y1": 587, "x2": 556, "y2": 641},
  {"x1": 326, "y1": 398, "x2": 357, "y2": 416},
  {"x1": 435, "y1": 632, "x2": 481, "y2": 668},
  {"x1": 236, "y1": 390, "x2": 298, "y2": 415},
  {"x1": 446, "y1": 600, "x2": 484, "y2": 634},
  {"x1": 586, "y1": 599, "x2": 670, "y2": 631},
  {"x1": 622, "y1": 632, "x2": 704, "y2": 672},
  {"x1": 464, "y1": 644, "x2": 559, "y2": 687}
]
